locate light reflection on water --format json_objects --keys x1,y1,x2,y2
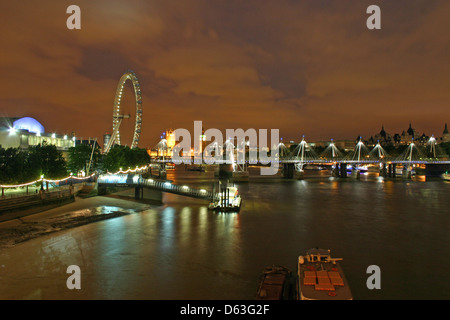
[{"x1": 1, "y1": 167, "x2": 449, "y2": 299}]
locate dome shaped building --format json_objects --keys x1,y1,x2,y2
[{"x1": 0, "y1": 116, "x2": 76, "y2": 150}]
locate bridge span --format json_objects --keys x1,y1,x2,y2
[{"x1": 97, "y1": 173, "x2": 218, "y2": 202}]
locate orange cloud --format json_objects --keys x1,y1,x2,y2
[{"x1": 0, "y1": 0, "x2": 448, "y2": 147}]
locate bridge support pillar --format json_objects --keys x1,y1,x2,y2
[
  {"x1": 282, "y1": 163, "x2": 294, "y2": 179},
  {"x1": 402, "y1": 165, "x2": 412, "y2": 179},
  {"x1": 380, "y1": 163, "x2": 387, "y2": 177},
  {"x1": 218, "y1": 164, "x2": 233, "y2": 180},
  {"x1": 339, "y1": 163, "x2": 347, "y2": 178},
  {"x1": 388, "y1": 164, "x2": 396, "y2": 178},
  {"x1": 332, "y1": 164, "x2": 339, "y2": 177},
  {"x1": 135, "y1": 187, "x2": 144, "y2": 200}
]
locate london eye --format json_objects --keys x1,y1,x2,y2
[{"x1": 104, "y1": 70, "x2": 143, "y2": 153}]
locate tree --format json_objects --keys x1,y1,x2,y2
[
  {"x1": 67, "y1": 143, "x2": 101, "y2": 174},
  {"x1": 102, "y1": 145, "x2": 150, "y2": 173},
  {"x1": 0, "y1": 147, "x2": 24, "y2": 184},
  {"x1": 0, "y1": 146, "x2": 52, "y2": 184},
  {"x1": 21, "y1": 147, "x2": 42, "y2": 183},
  {"x1": 130, "y1": 147, "x2": 152, "y2": 167},
  {"x1": 29, "y1": 144, "x2": 67, "y2": 179},
  {"x1": 440, "y1": 142, "x2": 450, "y2": 158}
]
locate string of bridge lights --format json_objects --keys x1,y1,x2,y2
[
  {"x1": 1, "y1": 165, "x2": 215, "y2": 198},
  {"x1": 0, "y1": 173, "x2": 96, "y2": 189},
  {"x1": 0, "y1": 164, "x2": 150, "y2": 189},
  {"x1": 111, "y1": 165, "x2": 149, "y2": 175}
]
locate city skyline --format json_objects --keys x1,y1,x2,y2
[
  {"x1": 0, "y1": 1, "x2": 449, "y2": 149},
  {"x1": 2, "y1": 115, "x2": 449, "y2": 151},
  {"x1": 1, "y1": 2, "x2": 450, "y2": 303}
]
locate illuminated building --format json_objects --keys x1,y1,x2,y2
[
  {"x1": 166, "y1": 128, "x2": 176, "y2": 150},
  {"x1": 372, "y1": 125, "x2": 393, "y2": 146},
  {"x1": 399, "y1": 123, "x2": 419, "y2": 145},
  {"x1": 310, "y1": 140, "x2": 355, "y2": 152},
  {"x1": 0, "y1": 117, "x2": 76, "y2": 150}
]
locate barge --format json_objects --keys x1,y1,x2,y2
[
  {"x1": 256, "y1": 266, "x2": 292, "y2": 300},
  {"x1": 297, "y1": 248, "x2": 352, "y2": 300}
]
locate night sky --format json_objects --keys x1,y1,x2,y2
[{"x1": 0, "y1": 1, "x2": 449, "y2": 149}]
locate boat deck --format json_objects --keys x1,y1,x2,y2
[
  {"x1": 298, "y1": 249, "x2": 353, "y2": 300},
  {"x1": 256, "y1": 266, "x2": 293, "y2": 300}
]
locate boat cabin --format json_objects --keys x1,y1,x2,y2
[{"x1": 304, "y1": 249, "x2": 342, "y2": 265}]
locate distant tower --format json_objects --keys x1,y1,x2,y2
[
  {"x1": 442, "y1": 123, "x2": 450, "y2": 143},
  {"x1": 166, "y1": 128, "x2": 175, "y2": 150},
  {"x1": 103, "y1": 134, "x2": 111, "y2": 152},
  {"x1": 200, "y1": 127, "x2": 206, "y2": 153},
  {"x1": 407, "y1": 122, "x2": 415, "y2": 138},
  {"x1": 374, "y1": 124, "x2": 392, "y2": 146}
]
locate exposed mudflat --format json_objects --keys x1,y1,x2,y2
[{"x1": 0, "y1": 194, "x2": 154, "y2": 249}]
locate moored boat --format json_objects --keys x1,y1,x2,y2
[
  {"x1": 166, "y1": 162, "x2": 176, "y2": 169},
  {"x1": 304, "y1": 165, "x2": 327, "y2": 171},
  {"x1": 346, "y1": 166, "x2": 368, "y2": 173},
  {"x1": 441, "y1": 173, "x2": 450, "y2": 181},
  {"x1": 187, "y1": 165, "x2": 205, "y2": 172},
  {"x1": 256, "y1": 265, "x2": 292, "y2": 300},
  {"x1": 297, "y1": 248, "x2": 352, "y2": 300},
  {"x1": 208, "y1": 186, "x2": 241, "y2": 212}
]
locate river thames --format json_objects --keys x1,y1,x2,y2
[{"x1": 1, "y1": 166, "x2": 449, "y2": 300}]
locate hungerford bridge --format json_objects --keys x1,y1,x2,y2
[{"x1": 150, "y1": 137, "x2": 450, "y2": 179}]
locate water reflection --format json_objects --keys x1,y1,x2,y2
[
  {"x1": 179, "y1": 207, "x2": 192, "y2": 237},
  {"x1": 1, "y1": 167, "x2": 450, "y2": 299},
  {"x1": 160, "y1": 207, "x2": 175, "y2": 251}
]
